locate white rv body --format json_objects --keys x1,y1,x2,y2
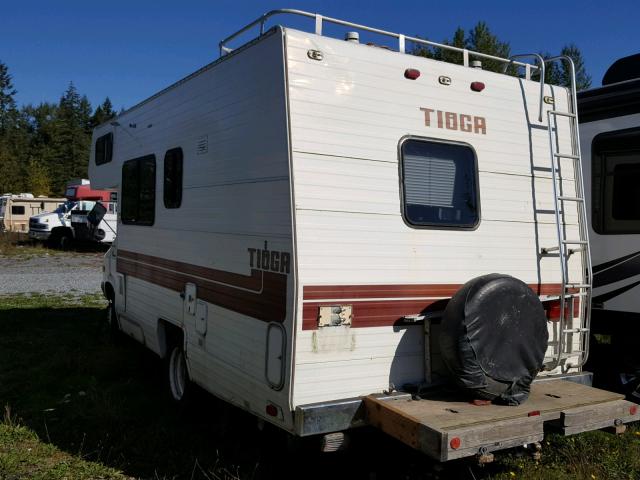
[
  {"x1": 579, "y1": 78, "x2": 640, "y2": 322},
  {"x1": 90, "y1": 12, "x2": 635, "y2": 460}
]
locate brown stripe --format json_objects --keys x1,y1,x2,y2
[
  {"x1": 303, "y1": 283, "x2": 565, "y2": 300},
  {"x1": 119, "y1": 249, "x2": 263, "y2": 290},
  {"x1": 302, "y1": 283, "x2": 569, "y2": 330},
  {"x1": 116, "y1": 253, "x2": 287, "y2": 323},
  {"x1": 302, "y1": 299, "x2": 442, "y2": 330}
]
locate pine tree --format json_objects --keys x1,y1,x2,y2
[
  {"x1": 0, "y1": 60, "x2": 18, "y2": 134},
  {"x1": 90, "y1": 97, "x2": 116, "y2": 128},
  {"x1": 26, "y1": 159, "x2": 50, "y2": 196},
  {"x1": 49, "y1": 83, "x2": 92, "y2": 193},
  {"x1": 465, "y1": 22, "x2": 510, "y2": 73},
  {"x1": 411, "y1": 22, "x2": 510, "y2": 73},
  {"x1": 0, "y1": 61, "x2": 21, "y2": 193}
]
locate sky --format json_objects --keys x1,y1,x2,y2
[{"x1": 2, "y1": 0, "x2": 638, "y2": 111}]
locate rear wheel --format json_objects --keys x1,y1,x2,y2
[
  {"x1": 58, "y1": 231, "x2": 72, "y2": 250},
  {"x1": 167, "y1": 344, "x2": 192, "y2": 403}
]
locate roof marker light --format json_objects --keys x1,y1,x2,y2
[
  {"x1": 470, "y1": 82, "x2": 485, "y2": 92},
  {"x1": 404, "y1": 68, "x2": 421, "y2": 80},
  {"x1": 450, "y1": 437, "x2": 461, "y2": 449}
]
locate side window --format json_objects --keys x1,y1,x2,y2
[
  {"x1": 95, "y1": 132, "x2": 114, "y2": 166},
  {"x1": 592, "y1": 128, "x2": 640, "y2": 234},
  {"x1": 163, "y1": 147, "x2": 183, "y2": 209},
  {"x1": 400, "y1": 138, "x2": 479, "y2": 228},
  {"x1": 11, "y1": 205, "x2": 25, "y2": 215},
  {"x1": 121, "y1": 155, "x2": 156, "y2": 225}
]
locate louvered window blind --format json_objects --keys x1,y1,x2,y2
[{"x1": 401, "y1": 139, "x2": 479, "y2": 228}]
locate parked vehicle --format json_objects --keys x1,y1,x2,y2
[
  {"x1": 578, "y1": 53, "x2": 640, "y2": 390},
  {"x1": 71, "y1": 196, "x2": 118, "y2": 244},
  {"x1": 90, "y1": 10, "x2": 638, "y2": 462},
  {"x1": 29, "y1": 179, "x2": 116, "y2": 247},
  {"x1": 1, "y1": 194, "x2": 65, "y2": 233}
]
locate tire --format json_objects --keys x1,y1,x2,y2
[
  {"x1": 58, "y1": 231, "x2": 72, "y2": 250},
  {"x1": 167, "y1": 343, "x2": 192, "y2": 403},
  {"x1": 439, "y1": 274, "x2": 549, "y2": 405}
]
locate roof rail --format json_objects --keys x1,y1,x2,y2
[{"x1": 219, "y1": 9, "x2": 541, "y2": 75}]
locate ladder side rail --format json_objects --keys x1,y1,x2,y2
[
  {"x1": 502, "y1": 54, "x2": 546, "y2": 122},
  {"x1": 544, "y1": 56, "x2": 593, "y2": 370},
  {"x1": 545, "y1": 109, "x2": 569, "y2": 371}
]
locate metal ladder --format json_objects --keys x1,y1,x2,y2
[{"x1": 541, "y1": 56, "x2": 593, "y2": 372}]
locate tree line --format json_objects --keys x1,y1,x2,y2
[
  {"x1": 0, "y1": 22, "x2": 591, "y2": 197},
  {"x1": 411, "y1": 22, "x2": 591, "y2": 91},
  {"x1": 0, "y1": 62, "x2": 116, "y2": 196}
]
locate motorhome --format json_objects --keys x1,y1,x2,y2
[
  {"x1": 29, "y1": 180, "x2": 116, "y2": 247},
  {"x1": 0, "y1": 194, "x2": 65, "y2": 233},
  {"x1": 578, "y1": 53, "x2": 640, "y2": 389},
  {"x1": 90, "y1": 10, "x2": 638, "y2": 462}
]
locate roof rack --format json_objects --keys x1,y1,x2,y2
[
  {"x1": 219, "y1": 9, "x2": 547, "y2": 71},
  {"x1": 219, "y1": 9, "x2": 547, "y2": 120}
]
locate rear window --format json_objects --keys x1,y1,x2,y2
[
  {"x1": 95, "y1": 132, "x2": 113, "y2": 166},
  {"x1": 592, "y1": 128, "x2": 640, "y2": 234},
  {"x1": 163, "y1": 147, "x2": 183, "y2": 209},
  {"x1": 400, "y1": 138, "x2": 479, "y2": 228},
  {"x1": 11, "y1": 206, "x2": 25, "y2": 215}
]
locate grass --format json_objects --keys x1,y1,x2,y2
[
  {"x1": 1, "y1": 293, "x2": 640, "y2": 479},
  {"x1": 0, "y1": 232, "x2": 55, "y2": 257}
]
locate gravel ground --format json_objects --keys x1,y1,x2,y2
[{"x1": 0, "y1": 251, "x2": 104, "y2": 296}]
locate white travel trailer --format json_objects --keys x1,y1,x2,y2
[
  {"x1": 578, "y1": 53, "x2": 640, "y2": 385},
  {"x1": 0, "y1": 193, "x2": 65, "y2": 233},
  {"x1": 90, "y1": 10, "x2": 638, "y2": 462}
]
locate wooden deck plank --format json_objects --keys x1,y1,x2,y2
[{"x1": 372, "y1": 381, "x2": 623, "y2": 431}]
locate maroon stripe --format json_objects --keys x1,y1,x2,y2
[
  {"x1": 303, "y1": 283, "x2": 565, "y2": 300},
  {"x1": 302, "y1": 283, "x2": 569, "y2": 330},
  {"x1": 116, "y1": 254, "x2": 287, "y2": 323},
  {"x1": 119, "y1": 249, "x2": 263, "y2": 290}
]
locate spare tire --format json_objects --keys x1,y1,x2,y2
[{"x1": 439, "y1": 274, "x2": 549, "y2": 405}]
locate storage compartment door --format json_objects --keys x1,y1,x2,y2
[{"x1": 266, "y1": 323, "x2": 285, "y2": 390}]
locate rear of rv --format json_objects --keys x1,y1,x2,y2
[{"x1": 282, "y1": 27, "x2": 588, "y2": 424}]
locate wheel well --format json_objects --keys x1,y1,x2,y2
[
  {"x1": 157, "y1": 319, "x2": 184, "y2": 359},
  {"x1": 51, "y1": 226, "x2": 73, "y2": 238}
]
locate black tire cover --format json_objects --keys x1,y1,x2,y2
[{"x1": 439, "y1": 274, "x2": 549, "y2": 405}]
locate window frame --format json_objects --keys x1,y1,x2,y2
[
  {"x1": 163, "y1": 147, "x2": 183, "y2": 209},
  {"x1": 591, "y1": 127, "x2": 640, "y2": 235},
  {"x1": 121, "y1": 154, "x2": 156, "y2": 226},
  {"x1": 11, "y1": 205, "x2": 25, "y2": 216},
  {"x1": 398, "y1": 136, "x2": 481, "y2": 231},
  {"x1": 95, "y1": 132, "x2": 114, "y2": 166}
]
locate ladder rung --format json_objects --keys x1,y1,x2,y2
[
  {"x1": 563, "y1": 328, "x2": 590, "y2": 334},
  {"x1": 562, "y1": 240, "x2": 587, "y2": 245},
  {"x1": 565, "y1": 283, "x2": 591, "y2": 289},
  {"x1": 554, "y1": 153, "x2": 580, "y2": 160},
  {"x1": 560, "y1": 351, "x2": 585, "y2": 358},
  {"x1": 549, "y1": 111, "x2": 577, "y2": 118},
  {"x1": 557, "y1": 196, "x2": 584, "y2": 202}
]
